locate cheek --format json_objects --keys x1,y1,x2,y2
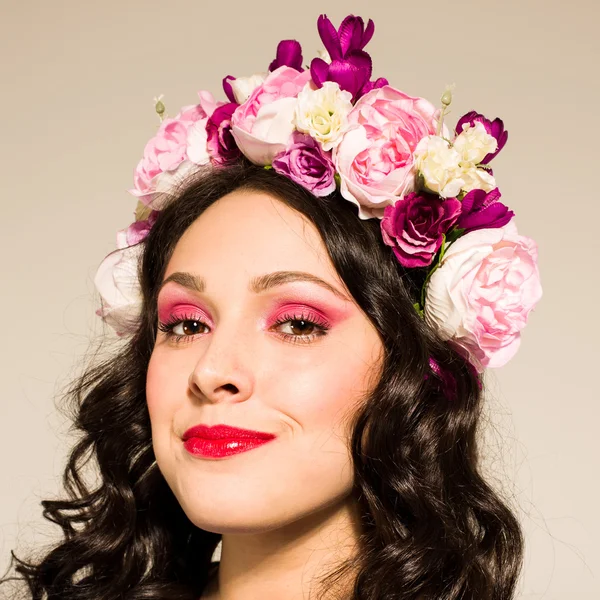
[
  {"x1": 275, "y1": 342, "x2": 375, "y2": 442},
  {"x1": 146, "y1": 349, "x2": 189, "y2": 426}
]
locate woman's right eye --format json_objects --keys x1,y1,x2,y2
[
  {"x1": 158, "y1": 317, "x2": 209, "y2": 342},
  {"x1": 171, "y1": 320, "x2": 207, "y2": 336}
]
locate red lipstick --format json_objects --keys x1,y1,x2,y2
[{"x1": 182, "y1": 424, "x2": 277, "y2": 458}]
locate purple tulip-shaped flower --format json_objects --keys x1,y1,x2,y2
[
  {"x1": 269, "y1": 40, "x2": 304, "y2": 72},
  {"x1": 455, "y1": 111, "x2": 508, "y2": 164},
  {"x1": 222, "y1": 75, "x2": 238, "y2": 104},
  {"x1": 381, "y1": 192, "x2": 462, "y2": 268},
  {"x1": 456, "y1": 188, "x2": 514, "y2": 233},
  {"x1": 310, "y1": 14, "x2": 388, "y2": 102}
]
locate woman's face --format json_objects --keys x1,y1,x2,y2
[{"x1": 147, "y1": 189, "x2": 383, "y2": 533}]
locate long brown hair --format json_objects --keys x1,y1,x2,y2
[{"x1": 2, "y1": 160, "x2": 523, "y2": 599}]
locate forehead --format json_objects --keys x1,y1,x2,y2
[{"x1": 164, "y1": 189, "x2": 338, "y2": 281}]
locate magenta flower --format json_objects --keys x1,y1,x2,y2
[
  {"x1": 206, "y1": 102, "x2": 241, "y2": 164},
  {"x1": 457, "y1": 188, "x2": 514, "y2": 233},
  {"x1": 310, "y1": 14, "x2": 388, "y2": 101},
  {"x1": 272, "y1": 133, "x2": 336, "y2": 197},
  {"x1": 222, "y1": 75, "x2": 238, "y2": 104},
  {"x1": 380, "y1": 192, "x2": 462, "y2": 268},
  {"x1": 455, "y1": 111, "x2": 508, "y2": 165},
  {"x1": 269, "y1": 40, "x2": 304, "y2": 71},
  {"x1": 116, "y1": 210, "x2": 159, "y2": 249}
]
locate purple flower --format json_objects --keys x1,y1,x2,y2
[
  {"x1": 222, "y1": 75, "x2": 238, "y2": 104},
  {"x1": 455, "y1": 111, "x2": 508, "y2": 164},
  {"x1": 380, "y1": 192, "x2": 462, "y2": 268},
  {"x1": 272, "y1": 133, "x2": 336, "y2": 197},
  {"x1": 269, "y1": 40, "x2": 304, "y2": 72},
  {"x1": 116, "y1": 210, "x2": 159, "y2": 249},
  {"x1": 310, "y1": 14, "x2": 388, "y2": 102},
  {"x1": 457, "y1": 188, "x2": 514, "y2": 233},
  {"x1": 206, "y1": 102, "x2": 241, "y2": 164}
]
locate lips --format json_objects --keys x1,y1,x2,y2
[
  {"x1": 182, "y1": 424, "x2": 276, "y2": 441},
  {"x1": 182, "y1": 424, "x2": 277, "y2": 458}
]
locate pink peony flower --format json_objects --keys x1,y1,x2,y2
[
  {"x1": 381, "y1": 192, "x2": 462, "y2": 268},
  {"x1": 424, "y1": 221, "x2": 542, "y2": 372},
  {"x1": 230, "y1": 66, "x2": 312, "y2": 165},
  {"x1": 130, "y1": 93, "x2": 218, "y2": 206},
  {"x1": 334, "y1": 85, "x2": 439, "y2": 219}
]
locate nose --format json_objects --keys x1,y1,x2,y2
[{"x1": 187, "y1": 318, "x2": 255, "y2": 405}]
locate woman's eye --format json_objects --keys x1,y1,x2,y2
[
  {"x1": 278, "y1": 319, "x2": 318, "y2": 336},
  {"x1": 158, "y1": 312, "x2": 329, "y2": 345},
  {"x1": 171, "y1": 320, "x2": 207, "y2": 336}
]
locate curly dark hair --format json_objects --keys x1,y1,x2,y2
[{"x1": 1, "y1": 160, "x2": 524, "y2": 599}]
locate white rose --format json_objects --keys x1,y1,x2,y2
[
  {"x1": 94, "y1": 245, "x2": 143, "y2": 336},
  {"x1": 294, "y1": 82, "x2": 353, "y2": 151},
  {"x1": 147, "y1": 160, "x2": 198, "y2": 210},
  {"x1": 453, "y1": 121, "x2": 497, "y2": 165},
  {"x1": 186, "y1": 119, "x2": 211, "y2": 165},
  {"x1": 230, "y1": 73, "x2": 267, "y2": 104},
  {"x1": 414, "y1": 135, "x2": 465, "y2": 198}
]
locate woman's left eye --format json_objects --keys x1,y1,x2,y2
[
  {"x1": 157, "y1": 312, "x2": 330, "y2": 345},
  {"x1": 271, "y1": 313, "x2": 330, "y2": 344}
]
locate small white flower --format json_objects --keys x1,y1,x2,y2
[
  {"x1": 317, "y1": 48, "x2": 332, "y2": 63},
  {"x1": 453, "y1": 121, "x2": 497, "y2": 165},
  {"x1": 414, "y1": 135, "x2": 465, "y2": 198},
  {"x1": 230, "y1": 73, "x2": 267, "y2": 104},
  {"x1": 294, "y1": 82, "x2": 353, "y2": 151}
]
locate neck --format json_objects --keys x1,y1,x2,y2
[{"x1": 204, "y1": 495, "x2": 362, "y2": 600}]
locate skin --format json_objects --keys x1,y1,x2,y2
[{"x1": 146, "y1": 190, "x2": 384, "y2": 599}]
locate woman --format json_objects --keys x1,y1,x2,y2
[{"x1": 1, "y1": 13, "x2": 541, "y2": 600}]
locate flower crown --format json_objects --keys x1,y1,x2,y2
[{"x1": 94, "y1": 13, "x2": 542, "y2": 376}]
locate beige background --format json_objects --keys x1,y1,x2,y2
[{"x1": 1, "y1": 0, "x2": 598, "y2": 597}]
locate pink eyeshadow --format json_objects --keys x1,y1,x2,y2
[
  {"x1": 157, "y1": 288, "x2": 209, "y2": 324},
  {"x1": 266, "y1": 298, "x2": 352, "y2": 329}
]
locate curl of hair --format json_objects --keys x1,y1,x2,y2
[{"x1": 1, "y1": 160, "x2": 523, "y2": 599}]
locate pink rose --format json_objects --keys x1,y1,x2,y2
[
  {"x1": 334, "y1": 85, "x2": 439, "y2": 219},
  {"x1": 130, "y1": 93, "x2": 217, "y2": 206},
  {"x1": 116, "y1": 210, "x2": 159, "y2": 249},
  {"x1": 231, "y1": 66, "x2": 312, "y2": 165},
  {"x1": 424, "y1": 221, "x2": 543, "y2": 372},
  {"x1": 272, "y1": 132, "x2": 336, "y2": 197}
]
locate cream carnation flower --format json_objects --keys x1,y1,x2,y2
[
  {"x1": 453, "y1": 120, "x2": 498, "y2": 192},
  {"x1": 460, "y1": 164, "x2": 497, "y2": 193},
  {"x1": 414, "y1": 135, "x2": 465, "y2": 198},
  {"x1": 230, "y1": 73, "x2": 267, "y2": 104},
  {"x1": 453, "y1": 121, "x2": 498, "y2": 165},
  {"x1": 294, "y1": 82, "x2": 353, "y2": 151}
]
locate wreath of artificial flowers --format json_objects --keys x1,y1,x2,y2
[{"x1": 94, "y1": 13, "x2": 542, "y2": 378}]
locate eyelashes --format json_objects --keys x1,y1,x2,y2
[{"x1": 157, "y1": 310, "x2": 331, "y2": 346}]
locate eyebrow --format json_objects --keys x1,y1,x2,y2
[{"x1": 159, "y1": 270, "x2": 350, "y2": 302}]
